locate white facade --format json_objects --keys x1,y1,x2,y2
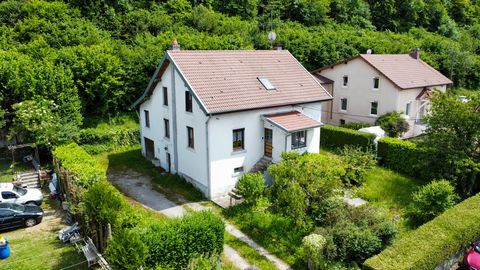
[
  {"x1": 139, "y1": 62, "x2": 323, "y2": 198},
  {"x1": 318, "y1": 57, "x2": 447, "y2": 137}
]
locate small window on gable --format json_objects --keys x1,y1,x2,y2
[
  {"x1": 144, "y1": 110, "x2": 150, "y2": 128},
  {"x1": 370, "y1": 101, "x2": 378, "y2": 115},
  {"x1": 340, "y1": 98, "x2": 348, "y2": 111},
  {"x1": 185, "y1": 91, "x2": 193, "y2": 112},
  {"x1": 164, "y1": 119, "x2": 170, "y2": 138},
  {"x1": 258, "y1": 77, "x2": 275, "y2": 90},
  {"x1": 343, "y1": 76, "x2": 348, "y2": 87},
  {"x1": 234, "y1": 167, "x2": 244, "y2": 174},
  {"x1": 373, "y1": 77, "x2": 380, "y2": 89},
  {"x1": 163, "y1": 87, "x2": 168, "y2": 106},
  {"x1": 187, "y1": 126, "x2": 194, "y2": 149}
]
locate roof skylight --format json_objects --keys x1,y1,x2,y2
[{"x1": 258, "y1": 77, "x2": 276, "y2": 90}]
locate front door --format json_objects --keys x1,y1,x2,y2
[
  {"x1": 144, "y1": 137, "x2": 155, "y2": 160},
  {"x1": 264, "y1": 128, "x2": 272, "y2": 158}
]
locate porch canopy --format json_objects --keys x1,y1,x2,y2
[{"x1": 263, "y1": 111, "x2": 322, "y2": 133}]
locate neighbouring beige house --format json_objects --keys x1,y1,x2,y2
[{"x1": 312, "y1": 49, "x2": 453, "y2": 137}]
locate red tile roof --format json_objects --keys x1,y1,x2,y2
[
  {"x1": 359, "y1": 54, "x2": 452, "y2": 89},
  {"x1": 264, "y1": 111, "x2": 322, "y2": 132},
  {"x1": 312, "y1": 54, "x2": 452, "y2": 90},
  {"x1": 168, "y1": 50, "x2": 332, "y2": 114}
]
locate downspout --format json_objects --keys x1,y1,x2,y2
[
  {"x1": 171, "y1": 63, "x2": 179, "y2": 172},
  {"x1": 205, "y1": 115, "x2": 212, "y2": 199}
]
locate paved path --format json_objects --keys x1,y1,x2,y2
[{"x1": 108, "y1": 170, "x2": 251, "y2": 269}]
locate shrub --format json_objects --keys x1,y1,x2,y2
[
  {"x1": 139, "y1": 211, "x2": 224, "y2": 269},
  {"x1": 407, "y1": 180, "x2": 459, "y2": 225},
  {"x1": 303, "y1": 234, "x2": 327, "y2": 269},
  {"x1": 364, "y1": 193, "x2": 480, "y2": 270},
  {"x1": 236, "y1": 172, "x2": 266, "y2": 204},
  {"x1": 339, "y1": 145, "x2": 376, "y2": 185},
  {"x1": 375, "y1": 112, "x2": 409, "y2": 138},
  {"x1": 105, "y1": 228, "x2": 148, "y2": 270},
  {"x1": 52, "y1": 142, "x2": 105, "y2": 189},
  {"x1": 377, "y1": 137, "x2": 432, "y2": 179},
  {"x1": 341, "y1": 122, "x2": 371, "y2": 130},
  {"x1": 320, "y1": 125, "x2": 376, "y2": 151},
  {"x1": 83, "y1": 180, "x2": 128, "y2": 227}
]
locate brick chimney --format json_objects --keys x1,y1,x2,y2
[
  {"x1": 273, "y1": 43, "x2": 282, "y2": 51},
  {"x1": 171, "y1": 38, "x2": 180, "y2": 51},
  {"x1": 409, "y1": 48, "x2": 420, "y2": 60}
]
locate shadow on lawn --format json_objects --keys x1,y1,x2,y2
[{"x1": 105, "y1": 148, "x2": 204, "y2": 202}]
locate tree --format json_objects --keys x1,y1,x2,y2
[
  {"x1": 423, "y1": 92, "x2": 480, "y2": 197},
  {"x1": 236, "y1": 172, "x2": 266, "y2": 204},
  {"x1": 375, "y1": 111, "x2": 409, "y2": 137},
  {"x1": 368, "y1": 0, "x2": 398, "y2": 31}
]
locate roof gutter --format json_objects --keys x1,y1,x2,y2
[{"x1": 205, "y1": 114, "x2": 212, "y2": 199}]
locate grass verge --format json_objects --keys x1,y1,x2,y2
[{"x1": 224, "y1": 233, "x2": 277, "y2": 270}]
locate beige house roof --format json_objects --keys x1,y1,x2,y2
[
  {"x1": 150, "y1": 50, "x2": 332, "y2": 114},
  {"x1": 312, "y1": 53, "x2": 452, "y2": 90},
  {"x1": 264, "y1": 111, "x2": 322, "y2": 132}
]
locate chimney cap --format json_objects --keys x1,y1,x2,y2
[
  {"x1": 171, "y1": 38, "x2": 180, "y2": 51},
  {"x1": 409, "y1": 48, "x2": 420, "y2": 59}
]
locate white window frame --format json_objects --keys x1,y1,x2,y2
[
  {"x1": 405, "y1": 102, "x2": 411, "y2": 117},
  {"x1": 340, "y1": 98, "x2": 348, "y2": 112},
  {"x1": 370, "y1": 101, "x2": 378, "y2": 116},
  {"x1": 372, "y1": 77, "x2": 380, "y2": 91}
]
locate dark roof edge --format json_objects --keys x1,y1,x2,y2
[{"x1": 131, "y1": 54, "x2": 169, "y2": 109}]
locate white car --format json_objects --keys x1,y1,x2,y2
[{"x1": 0, "y1": 183, "x2": 43, "y2": 206}]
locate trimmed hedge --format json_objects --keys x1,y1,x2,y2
[
  {"x1": 139, "y1": 211, "x2": 225, "y2": 269},
  {"x1": 320, "y1": 125, "x2": 376, "y2": 151},
  {"x1": 377, "y1": 137, "x2": 432, "y2": 179},
  {"x1": 364, "y1": 193, "x2": 480, "y2": 270},
  {"x1": 53, "y1": 142, "x2": 105, "y2": 188}
]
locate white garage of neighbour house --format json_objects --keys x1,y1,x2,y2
[{"x1": 133, "y1": 41, "x2": 332, "y2": 199}]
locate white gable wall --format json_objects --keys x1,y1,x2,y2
[{"x1": 319, "y1": 58, "x2": 399, "y2": 125}]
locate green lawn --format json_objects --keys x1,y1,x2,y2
[
  {"x1": 0, "y1": 157, "x2": 13, "y2": 182},
  {"x1": 93, "y1": 145, "x2": 204, "y2": 202},
  {"x1": 0, "y1": 198, "x2": 88, "y2": 270},
  {"x1": 224, "y1": 233, "x2": 277, "y2": 270}
]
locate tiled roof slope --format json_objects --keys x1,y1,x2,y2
[
  {"x1": 264, "y1": 111, "x2": 322, "y2": 132},
  {"x1": 168, "y1": 50, "x2": 332, "y2": 114},
  {"x1": 359, "y1": 54, "x2": 452, "y2": 89}
]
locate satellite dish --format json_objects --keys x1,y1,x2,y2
[
  {"x1": 268, "y1": 31, "x2": 276, "y2": 42},
  {"x1": 366, "y1": 49, "x2": 372, "y2": 54}
]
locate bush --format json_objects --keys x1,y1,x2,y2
[
  {"x1": 186, "y1": 254, "x2": 224, "y2": 270},
  {"x1": 139, "y1": 211, "x2": 224, "y2": 269},
  {"x1": 53, "y1": 143, "x2": 105, "y2": 189},
  {"x1": 303, "y1": 234, "x2": 327, "y2": 269},
  {"x1": 320, "y1": 125, "x2": 376, "y2": 151},
  {"x1": 105, "y1": 228, "x2": 148, "y2": 270},
  {"x1": 236, "y1": 172, "x2": 266, "y2": 204},
  {"x1": 375, "y1": 112, "x2": 409, "y2": 137},
  {"x1": 364, "y1": 193, "x2": 480, "y2": 270},
  {"x1": 339, "y1": 145, "x2": 376, "y2": 185},
  {"x1": 377, "y1": 137, "x2": 432, "y2": 179},
  {"x1": 341, "y1": 122, "x2": 371, "y2": 130},
  {"x1": 83, "y1": 180, "x2": 128, "y2": 227},
  {"x1": 407, "y1": 180, "x2": 459, "y2": 225}
]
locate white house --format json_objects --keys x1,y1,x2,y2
[
  {"x1": 312, "y1": 49, "x2": 452, "y2": 137},
  {"x1": 133, "y1": 43, "x2": 332, "y2": 199}
]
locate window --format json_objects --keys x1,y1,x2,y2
[
  {"x1": 405, "y1": 102, "x2": 411, "y2": 116},
  {"x1": 144, "y1": 110, "x2": 150, "y2": 128},
  {"x1": 234, "y1": 167, "x2": 244, "y2": 174},
  {"x1": 0, "y1": 209, "x2": 14, "y2": 218},
  {"x1": 340, "y1": 119, "x2": 346, "y2": 125},
  {"x1": 342, "y1": 76, "x2": 348, "y2": 87},
  {"x1": 291, "y1": 130, "x2": 307, "y2": 149},
  {"x1": 257, "y1": 77, "x2": 276, "y2": 90},
  {"x1": 163, "y1": 87, "x2": 168, "y2": 106},
  {"x1": 185, "y1": 91, "x2": 193, "y2": 112},
  {"x1": 370, "y1": 101, "x2": 378, "y2": 115},
  {"x1": 373, "y1": 77, "x2": 379, "y2": 89},
  {"x1": 232, "y1": 129, "x2": 245, "y2": 151},
  {"x1": 340, "y1": 98, "x2": 348, "y2": 111},
  {"x1": 1, "y1": 191, "x2": 18, "y2": 199},
  {"x1": 164, "y1": 119, "x2": 170, "y2": 138},
  {"x1": 187, "y1": 126, "x2": 194, "y2": 149}
]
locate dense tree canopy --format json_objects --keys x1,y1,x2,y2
[{"x1": 0, "y1": 0, "x2": 479, "y2": 147}]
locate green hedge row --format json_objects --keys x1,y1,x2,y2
[
  {"x1": 78, "y1": 127, "x2": 140, "y2": 154},
  {"x1": 364, "y1": 192, "x2": 480, "y2": 270},
  {"x1": 53, "y1": 143, "x2": 105, "y2": 188},
  {"x1": 320, "y1": 125, "x2": 376, "y2": 151},
  {"x1": 138, "y1": 211, "x2": 225, "y2": 269},
  {"x1": 377, "y1": 137, "x2": 432, "y2": 179}
]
